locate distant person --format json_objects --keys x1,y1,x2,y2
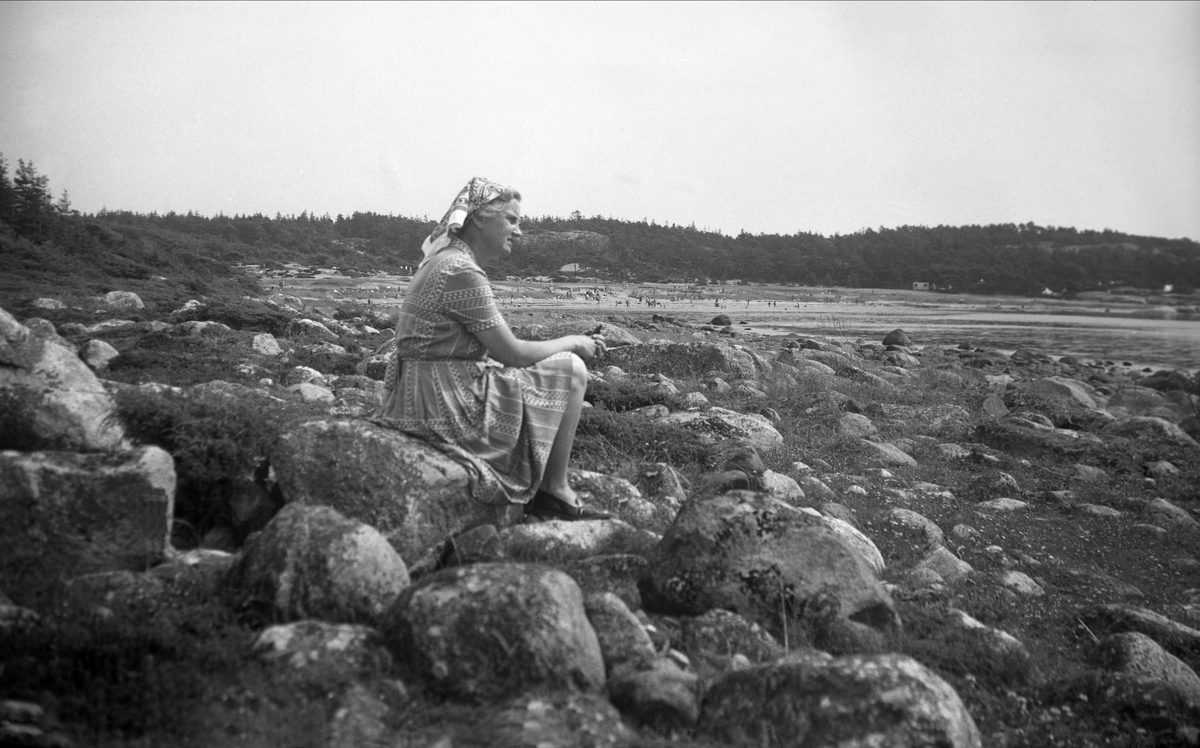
[{"x1": 377, "y1": 178, "x2": 610, "y2": 521}]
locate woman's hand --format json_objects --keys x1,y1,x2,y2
[{"x1": 571, "y1": 334, "x2": 607, "y2": 364}]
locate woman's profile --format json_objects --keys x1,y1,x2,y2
[{"x1": 378, "y1": 177, "x2": 611, "y2": 522}]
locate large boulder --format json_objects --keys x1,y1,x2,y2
[
  {"x1": 699, "y1": 654, "x2": 980, "y2": 747},
  {"x1": 1102, "y1": 416, "x2": 1200, "y2": 453},
  {"x1": 658, "y1": 407, "x2": 783, "y2": 453},
  {"x1": 639, "y1": 490, "x2": 898, "y2": 647},
  {"x1": 270, "y1": 419, "x2": 493, "y2": 562},
  {"x1": 1106, "y1": 386, "x2": 1182, "y2": 421},
  {"x1": 0, "y1": 446, "x2": 175, "y2": 582},
  {"x1": 606, "y1": 342, "x2": 758, "y2": 380},
  {"x1": 1092, "y1": 631, "x2": 1200, "y2": 707},
  {"x1": 226, "y1": 503, "x2": 409, "y2": 625},
  {"x1": 379, "y1": 562, "x2": 605, "y2": 701},
  {"x1": 0, "y1": 306, "x2": 127, "y2": 451}
]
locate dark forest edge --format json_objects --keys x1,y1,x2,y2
[{"x1": 3, "y1": 152, "x2": 1198, "y2": 314}]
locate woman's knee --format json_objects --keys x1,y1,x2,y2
[{"x1": 564, "y1": 352, "x2": 588, "y2": 388}]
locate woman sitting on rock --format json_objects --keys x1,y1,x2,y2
[{"x1": 378, "y1": 177, "x2": 611, "y2": 521}]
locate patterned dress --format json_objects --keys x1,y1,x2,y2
[{"x1": 378, "y1": 239, "x2": 578, "y2": 505}]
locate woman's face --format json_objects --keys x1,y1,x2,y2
[{"x1": 471, "y1": 199, "x2": 522, "y2": 260}]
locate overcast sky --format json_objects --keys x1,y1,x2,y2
[{"x1": 2, "y1": 1, "x2": 1197, "y2": 240}]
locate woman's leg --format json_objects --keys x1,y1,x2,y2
[{"x1": 538, "y1": 354, "x2": 587, "y2": 505}]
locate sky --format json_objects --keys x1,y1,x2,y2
[{"x1": 2, "y1": 1, "x2": 1198, "y2": 240}]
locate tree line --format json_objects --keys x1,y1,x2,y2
[{"x1": 2, "y1": 152, "x2": 1197, "y2": 297}]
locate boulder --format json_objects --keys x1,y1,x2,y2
[
  {"x1": 607, "y1": 657, "x2": 701, "y2": 732},
  {"x1": 710, "y1": 314, "x2": 732, "y2": 326},
  {"x1": 100, "y1": 290, "x2": 144, "y2": 310},
  {"x1": 1102, "y1": 416, "x2": 1199, "y2": 452},
  {"x1": 916, "y1": 546, "x2": 974, "y2": 584},
  {"x1": 30, "y1": 298, "x2": 65, "y2": 311},
  {"x1": 1016, "y1": 376, "x2": 1105, "y2": 410},
  {"x1": 584, "y1": 592, "x2": 657, "y2": 674},
  {"x1": 882, "y1": 329, "x2": 912, "y2": 346},
  {"x1": 978, "y1": 416, "x2": 1105, "y2": 457},
  {"x1": 225, "y1": 503, "x2": 410, "y2": 625},
  {"x1": 605, "y1": 342, "x2": 758, "y2": 380},
  {"x1": 1092, "y1": 631, "x2": 1200, "y2": 707},
  {"x1": 500, "y1": 519, "x2": 660, "y2": 562},
  {"x1": 837, "y1": 412, "x2": 880, "y2": 440},
  {"x1": 678, "y1": 608, "x2": 785, "y2": 678},
  {"x1": 251, "y1": 333, "x2": 284, "y2": 356},
  {"x1": 0, "y1": 446, "x2": 174, "y2": 581},
  {"x1": 699, "y1": 654, "x2": 980, "y2": 747},
  {"x1": 0, "y1": 306, "x2": 127, "y2": 451},
  {"x1": 285, "y1": 317, "x2": 338, "y2": 341},
  {"x1": 1078, "y1": 604, "x2": 1200, "y2": 670},
  {"x1": 888, "y1": 508, "x2": 945, "y2": 550},
  {"x1": 79, "y1": 339, "x2": 119, "y2": 371},
  {"x1": 658, "y1": 407, "x2": 783, "y2": 453},
  {"x1": 1106, "y1": 386, "x2": 1180, "y2": 420},
  {"x1": 253, "y1": 620, "x2": 392, "y2": 681},
  {"x1": 270, "y1": 419, "x2": 489, "y2": 562},
  {"x1": 639, "y1": 490, "x2": 898, "y2": 647},
  {"x1": 858, "y1": 439, "x2": 919, "y2": 467},
  {"x1": 379, "y1": 562, "x2": 605, "y2": 701},
  {"x1": 1146, "y1": 498, "x2": 1199, "y2": 531}
]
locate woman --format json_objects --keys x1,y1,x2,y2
[{"x1": 378, "y1": 177, "x2": 611, "y2": 521}]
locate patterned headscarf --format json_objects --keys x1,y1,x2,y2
[{"x1": 420, "y1": 177, "x2": 514, "y2": 264}]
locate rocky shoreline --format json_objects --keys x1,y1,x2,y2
[{"x1": 2, "y1": 292, "x2": 1199, "y2": 747}]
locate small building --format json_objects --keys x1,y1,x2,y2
[
  {"x1": 559, "y1": 263, "x2": 585, "y2": 275},
  {"x1": 912, "y1": 282, "x2": 931, "y2": 291}
]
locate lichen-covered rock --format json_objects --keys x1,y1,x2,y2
[
  {"x1": 639, "y1": 490, "x2": 898, "y2": 647},
  {"x1": 225, "y1": 503, "x2": 410, "y2": 625},
  {"x1": 1092, "y1": 631, "x2": 1200, "y2": 707},
  {"x1": 584, "y1": 592, "x2": 656, "y2": 674},
  {"x1": 101, "y1": 290, "x2": 144, "y2": 309},
  {"x1": 916, "y1": 546, "x2": 973, "y2": 584},
  {"x1": 79, "y1": 339, "x2": 119, "y2": 371},
  {"x1": 0, "y1": 446, "x2": 174, "y2": 580},
  {"x1": 658, "y1": 407, "x2": 783, "y2": 453},
  {"x1": 484, "y1": 692, "x2": 633, "y2": 747},
  {"x1": 500, "y1": 519, "x2": 660, "y2": 562},
  {"x1": 678, "y1": 608, "x2": 784, "y2": 679},
  {"x1": 606, "y1": 341, "x2": 758, "y2": 380},
  {"x1": 888, "y1": 507, "x2": 945, "y2": 550},
  {"x1": 1146, "y1": 498, "x2": 1200, "y2": 531},
  {"x1": 978, "y1": 416, "x2": 1105, "y2": 456},
  {"x1": 858, "y1": 439, "x2": 919, "y2": 467},
  {"x1": 271, "y1": 419, "x2": 491, "y2": 562},
  {"x1": 1, "y1": 305, "x2": 127, "y2": 451},
  {"x1": 380, "y1": 562, "x2": 605, "y2": 701},
  {"x1": 253, "y1": 619, "x2": 393, "y2": 681},
  {"x1": 251, "y1": 333, "x2": 284, "y2": 356},
  {"x1": 699, "y1": 654, "x2": 981, "y2": 747},
  {"x1": 1102, "y1": 416, "x2": 1200, "y2": 452},
  {"x1": 607, "y1": 657, "x2": 701, "y2": 733},
  {"x1": 1079, "y1": 604, "x2": 1200, "y2": 670}
]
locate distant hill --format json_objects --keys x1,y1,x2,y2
[{"x1": 2, "y1": 153, "x2": 1197, "y2": 312}]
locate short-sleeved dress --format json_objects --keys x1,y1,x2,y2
[{"x1": 377, "y1": 238, "x2": 578, "y2": 505}]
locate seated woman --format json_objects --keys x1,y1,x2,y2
[{"x1": 377, "y1": 177, "x2": 611, "y2": 521}]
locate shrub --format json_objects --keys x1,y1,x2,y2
[{"x1": 111, "y1": 387, "x2": 285, "y2": 546}]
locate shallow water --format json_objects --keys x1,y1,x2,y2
[{"x1": 762, "y1": 309, "x2": 1200, "y2": 373}]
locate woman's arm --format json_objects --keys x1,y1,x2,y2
[{"x1": 474, "y1": 324, "x2": 604, "y2": 368}]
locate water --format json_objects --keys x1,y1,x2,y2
[{"x1": 753, "y1": 305, "x2": 1200, "y2": 373}]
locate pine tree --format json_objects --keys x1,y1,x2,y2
[
  {"x1": 12, "y1": 159, "x2": 52, "y2": 238},
  {"x1": 55, "y1": 189, "x2": 72, "y2": 215},
  {"x1": 0, "y1": 153, "x2": 13, "y2": 226}
]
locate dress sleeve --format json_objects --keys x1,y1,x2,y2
[{"x1": 440, "y1": 260, "x2": 506, "y2": 334}]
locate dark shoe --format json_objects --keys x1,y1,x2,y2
[{"x1": 525, "y1": 489, "x2": 614, "y2": 521}]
